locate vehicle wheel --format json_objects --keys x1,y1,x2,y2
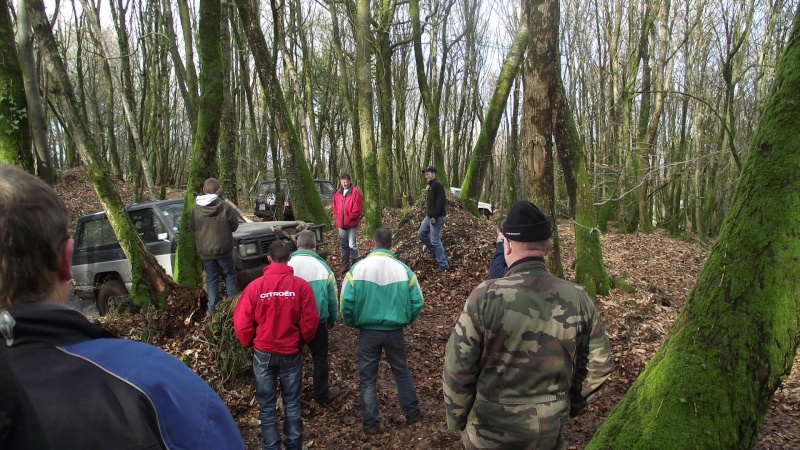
[{"x1": 97, "y1": 280, "x2": 129, "y2": 316}]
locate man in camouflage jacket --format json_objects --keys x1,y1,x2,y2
[{"x1": 443, "y1": 201, "x2": 614, "y2": 449}]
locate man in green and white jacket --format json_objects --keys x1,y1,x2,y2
[
  {"x1": 288, "y1": 231, "x2": 342, "y2": 404},
  {"x1": 340, "y1": 228, "x2": 424, "y2": 435}
]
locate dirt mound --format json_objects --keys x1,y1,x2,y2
[{"x1": 54, "y1": 167, "x2": 185, "y2": 231}]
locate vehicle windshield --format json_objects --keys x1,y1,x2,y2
[
  {"x1": 319, "y1": 181, "x2": 336, "y2": 194},
  {"x1": 157, "y1": 203, "x2": 184, "y2": 232},
  {"x1": 256, "y1": 182, "x2": 271, "y2": 197}
]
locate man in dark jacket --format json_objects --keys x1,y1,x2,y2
[
  {"x1": 418, "y1": 166, "x2": 450, "y2": 270},
  {"x1": 0, "y1": 164, "x2": 243, "y2": 450},
  {"x1": 190, "y1": 177, "x2": 239, "y2": 313},
  {"x1": 234, "y1": 240, "x2": 319, "y2": 450}
]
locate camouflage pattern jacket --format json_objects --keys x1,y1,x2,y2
[{"x1": 443, "y1": 257, "x2": 613, "y2": 448}]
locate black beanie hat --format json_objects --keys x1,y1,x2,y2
[{"x1": 502, "y1": 201, "x2": 552, "y2": 242}]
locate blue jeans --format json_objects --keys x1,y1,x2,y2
[
  {"x1": 338, "y1": 227, "x2": 358, "y2": 259},
  {"x1": 358, "y1": 329, "x2": 421, "y2": 429},
  {"x1": 203, "y1": 257, "x2": 237, "y2": 313},
  {"x1": 418, "y1": 215, "x2": 449, "y2": 269},
  {"x1": 253, "y1": 350, "x2": 303, "y2": 450}
]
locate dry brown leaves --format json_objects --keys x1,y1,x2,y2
[{"x1": 59, "y1": 168, "x2": 798, "y2": 449}]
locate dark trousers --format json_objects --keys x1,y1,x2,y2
[{"x1": 307, "y1": 323, "x2": 330, "y2": 402}]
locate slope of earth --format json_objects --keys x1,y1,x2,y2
[{"x1": 56, "y1": 168, "x2": 798, "y2": 449}]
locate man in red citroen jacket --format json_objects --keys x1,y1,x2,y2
[
  {"x1": 332, "y1": 172, "x2": 364, "y2": 273},
  {"x1": 234, "y1": 240, "x2": 318, "y2": 450}
]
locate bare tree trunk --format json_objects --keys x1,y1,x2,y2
[
  {"x1": 375, "y1": 0, "x2": 397, "y2": 209},
  {"x1": 176, "y1": 0, "x2": 199, "y2": 110},
  {"x1": 162, "y1": 0, "x2": 197, "y2": 134},
  {"x1": 13, "y1": 0, "x2": 52, "y2": 182},
  {"x1": 409, "y1": 0, "x2": 448, "y2": 187},
  {"x1": 327, "y1": 0, "x2": 363, "y2": 183},
  {"x1": 524, "y1": 0, "x2": 562, "y2": 278},
  {"x1": 100, "y1": 51, "x2": 122, "y2": 179},
  {"x1": 274, "y1": 0, "x2": 314, "y2": 169},
  {"x1": 503, "y1": 74, "x2": 522, "y2": 211},
  {"x1": 79, "y1": 0, "x2": 157, "y2": 199},
  {"x1": 108, "y1": 0, "x2": 144, "y2": 198}
]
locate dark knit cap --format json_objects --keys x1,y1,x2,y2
[
  {"x1": 502, "y1": 201, "x2": 552, "y2": 242},
  {"x1": 422, "y1": 166, "x2": 437, "y2": 173}
]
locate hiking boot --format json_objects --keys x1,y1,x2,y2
[
  {"x1": 364, "y1": 426, "x2": 382, "y2": 435},
  {"x1": 406, "y1": 413, "x2": 424, "y2": 425},
  {"x1": 318, "y1": 385, "x2": 343, "y2": 404},
  {"x1": 339, "y1": 257, "x2": 350, "y2": 275}
]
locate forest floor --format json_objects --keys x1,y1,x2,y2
[{"x1": 57, "y1": 168, "x2": 800, "y2": 449}]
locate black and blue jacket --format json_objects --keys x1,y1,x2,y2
[{"x1": 0, "y1": 302, "x2": 243, "y2": 449}]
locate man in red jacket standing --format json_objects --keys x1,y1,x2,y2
[
  {"x1": 332, "y1": 172, "x2": 364, "y2": 273},
  {"x1": 234, "y1": 240, "x2": 319, "y2": 450}
]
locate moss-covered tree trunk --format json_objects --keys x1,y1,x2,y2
[
  {"x1": 375, "y1": 2, "x2": 396, "y2": 210},
  {"x1": 460, "y1": 20, "x2": 528, "y2": 216},
  {"x1": 0, "y1": 6, "x2": 34, "y2": 172},
  {"x1": 175, "y1": 0, "x2": 223, "y2": 289},
  {"x1": 218, "y1": 0, "x2": 238, "y2": 205},
  {"x1": 236, "y1": 0, "x2": 328, "y2": 227},
  {"x1": 589, "y1": 12, "x2": 800, "y2": 448},
  {"x1": 354, "y1": 0, "x2": 381, "y2": 234},
  {"x1": 26, "y1": 0, "x2": 171, "y2": 308},
  {"x1": 554, "y1": 79, "x2": 610, "y2": 297}
]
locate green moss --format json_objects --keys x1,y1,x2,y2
[
  {"x1": 613, "y1": 277, "x2": 635, "y2": 293},
  {"x1": 204, "y1": 298, "x2": 252, "y2": 388}
]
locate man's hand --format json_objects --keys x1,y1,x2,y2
[{"x1": 431, "y1": 217, "x2": 436, "y2": 225}]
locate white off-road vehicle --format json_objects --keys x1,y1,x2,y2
[{"x1": 71, "y1": 198, "x2": 327, "y2": 315}]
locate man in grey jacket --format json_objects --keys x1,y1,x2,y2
[{"x1": 190, "y1": 178, "x2": 239, "y2": 313}]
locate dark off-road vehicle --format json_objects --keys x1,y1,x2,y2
[
  {"x1": 253, "y1": 179, "x2": 336, "y2": 220},
  {"x1": 71, "y1": 198, "x2": 327, "y2": 315}
]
